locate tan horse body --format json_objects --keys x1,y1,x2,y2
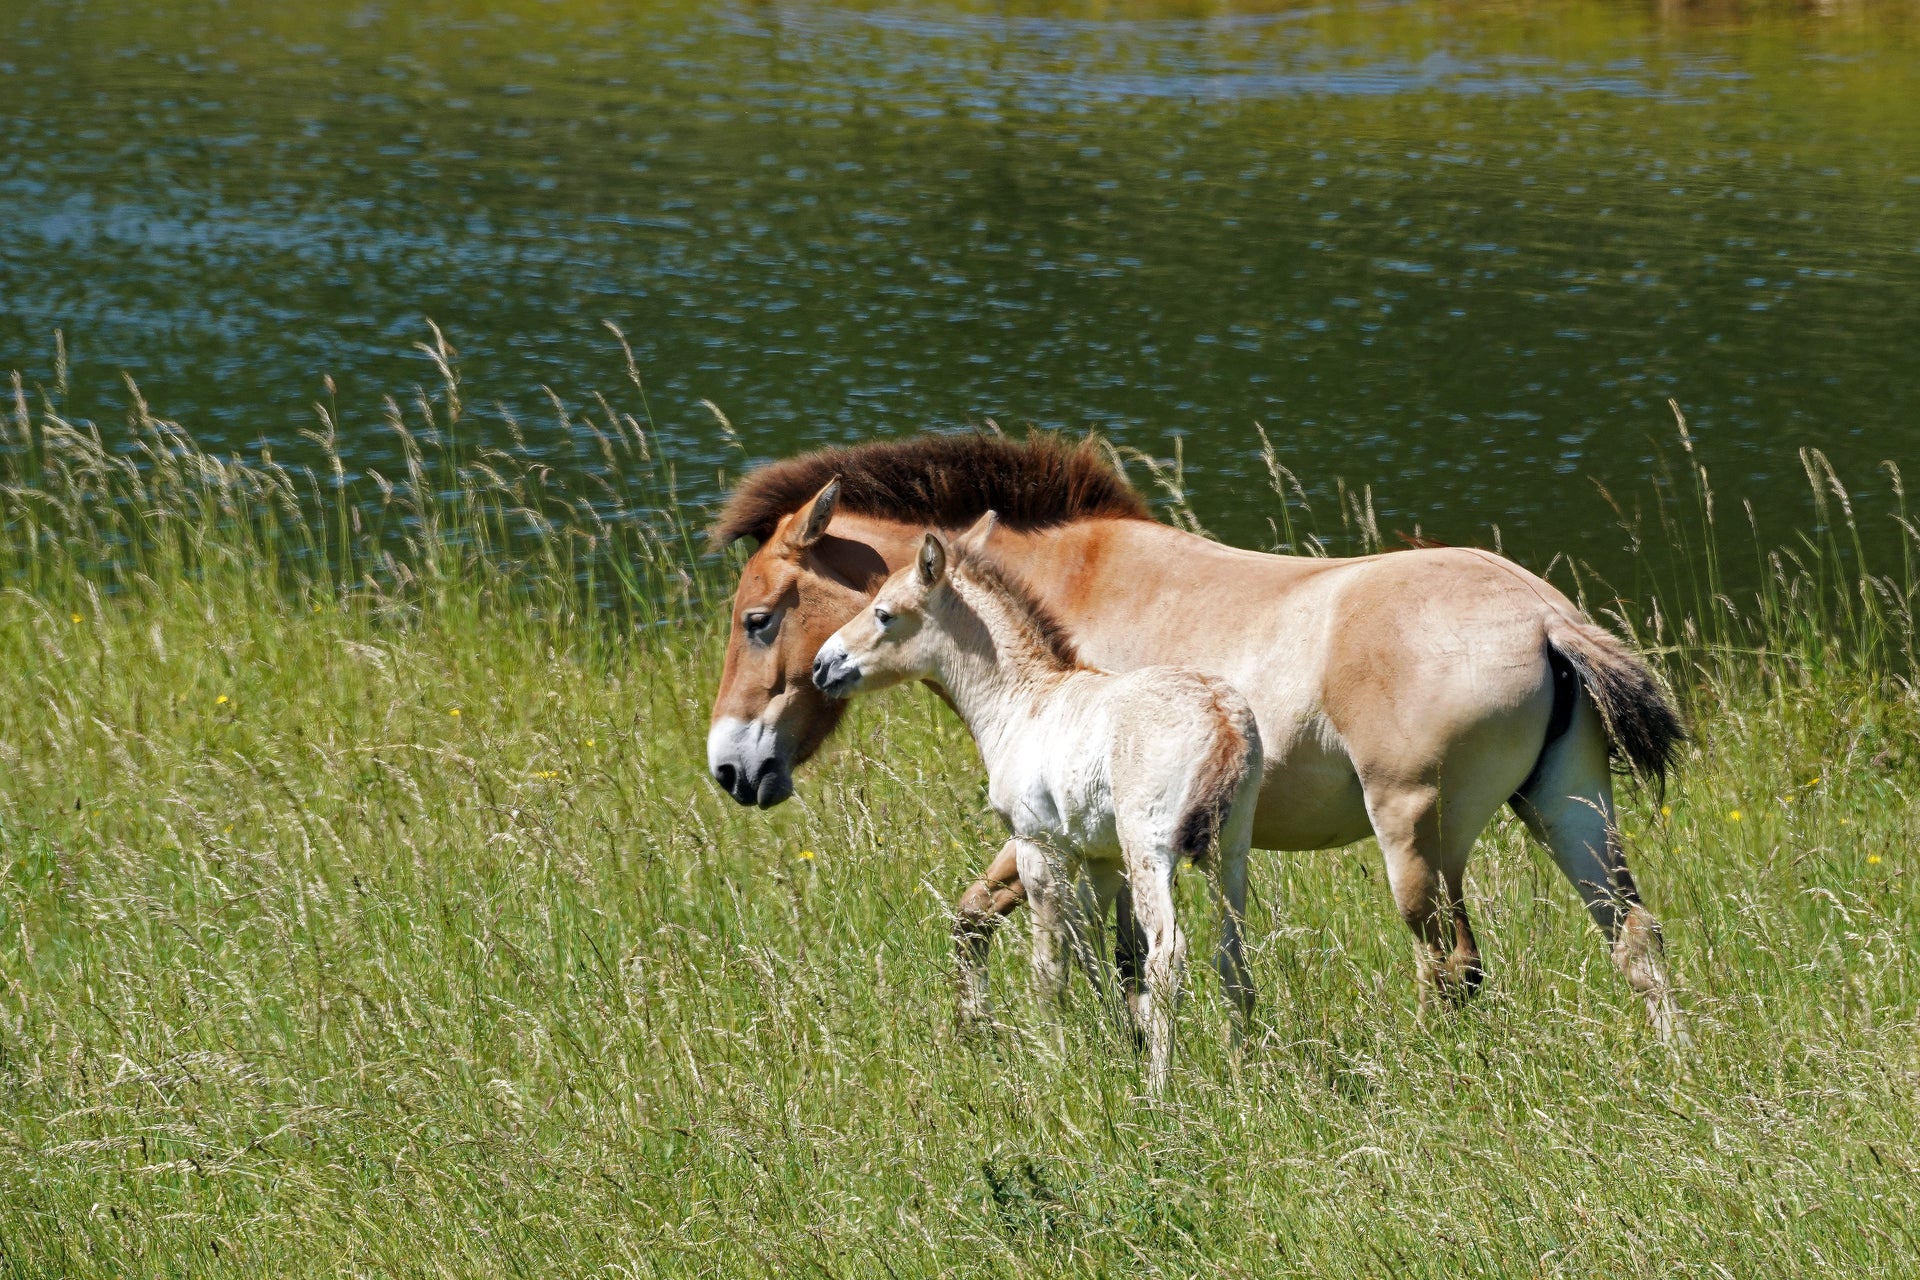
[
  {"x1": 811, "y1": 520, "x2": 1262, "y2": 1090},
  {"x1": 706, "y1": 436, "x2": 1685, "y2": 1039}
]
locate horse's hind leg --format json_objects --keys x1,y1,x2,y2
[
  {"x1": 1512, "y1": 705, "x2": 1684, "y2": 1043},
  {"x1": 1361, "y1": 779, "x2": 1486, "y2": 1007},
  {"x1": 953, "y1": 840, "x2": 1026, "y2": 1030},
  {"x1": 1201, "y1": 845, "x2": 1255, "y2": 1042}
]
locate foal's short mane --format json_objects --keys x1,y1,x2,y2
[
  {"x1": 950, "y1": 543, "x2": 1083, "y2": 672},
  {"x1": 710, "y1": 431, "x2": 1150, "y2": 548}
]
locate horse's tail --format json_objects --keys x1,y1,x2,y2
[
  {"x1": 1175, "y1": 679, "x2": 1262, "y2": 860},
  {"x1": 1543, "y1": 615, "x2": 1687, "y2": 793}
]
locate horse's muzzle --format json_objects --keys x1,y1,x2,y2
[
  {"x1": 707, "y1": 718, "x2": 795, "y2": 808},
  {"x1": 711, "y1": 759, "x2": 793, "y2": 808}
]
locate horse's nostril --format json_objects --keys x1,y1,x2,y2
[{"x1": 714, "y1": 762, "x2": 737, "y2": 792}]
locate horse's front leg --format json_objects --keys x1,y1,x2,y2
[{"x1": 953, "y1": 839, "x2": 1027, "y2": 1030}]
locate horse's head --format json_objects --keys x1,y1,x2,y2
[
  {"x1": 705, "y1": 431, "x2": 1148, "y2": 807},
  {"x1": 706, "y1": 478, "x2": 888, "y2": 807},
  {"x1": 812, "y1": 530, "x2": 953, "y2": 701}
]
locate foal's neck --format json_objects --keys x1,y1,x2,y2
[{"x1": 929, "y1": 571, "x2": 1079, "y2": 758}]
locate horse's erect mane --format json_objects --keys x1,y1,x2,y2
[
  {"x1": 950, "y1": 542, "x2": 1083, "y2": 672},
  {"x1": 710, "y1": 430, "x2": 1150, "y2": 548}
]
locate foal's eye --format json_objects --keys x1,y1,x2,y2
[
  {"x1": 742, "y1": 609, "x2": 774, "y2": 639},
  {"x1": 873, "y1": 605, "x2": 893, "y2": 628}
]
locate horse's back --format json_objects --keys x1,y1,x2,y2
[{"x1": 1053, "y1": 526, "x2": 1572, "y2": 780}]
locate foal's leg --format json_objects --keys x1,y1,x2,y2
[
  {"x1": 1113, "y1": 883, "x2": 1149, "y2": 1045},
  {"x1": 1075, "y1": 859, "x2": 1128, "y2": 1020},
  {"x1": 1013, "y1": 838, "x2": 1075, "y2": 1008},
  {"x1": 1125, "y1": 846, "x2": 1187, "y2": 1095},
  {"x1": 1062, "y1": 866, "x2": 1111, "y2": 1002},
  {"x1": 1512, "y1": 703, "x2": 1685, "y2": 1044},
  {"x1": 953, "y1": 840, "x2": 1026, "y2": 1029}
]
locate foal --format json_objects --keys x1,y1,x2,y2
[{"x1": 811, "y1": 516, "x2": 1262, "y2": 1091}]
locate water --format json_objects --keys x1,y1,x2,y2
[{"x1": 4, "y1": 0, "x2": 1918, "y2": 585}]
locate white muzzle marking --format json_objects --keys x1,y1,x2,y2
[{"x1": 707, "y1": 715, "x2": 790, "y2": 807}]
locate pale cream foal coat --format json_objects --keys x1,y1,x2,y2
[{"x1": 812, "y1": 520, "x2": 1261, "y2": 1092}]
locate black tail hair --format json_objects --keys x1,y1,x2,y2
[{"x1": 1542, "y1": 617, "x2": 1687, "y2": 794}]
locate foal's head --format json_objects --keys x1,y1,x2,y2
[
  {"x1": 811, "y1": 528, "x2": 962, "y2": 700},
  {"x1": 813, "y1": 512, "x2": 1079, "y2": 701}
]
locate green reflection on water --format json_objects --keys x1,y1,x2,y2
[{"x1": 2, "y1": 0, "x2": 1916, "y2": 582}]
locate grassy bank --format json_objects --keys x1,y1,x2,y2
[{"x1": 0, "y1": 345, "x2": 1916, "y2": 1276}]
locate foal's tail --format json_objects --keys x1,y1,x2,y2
[
  {"x1": 1544, "y1": 616, "x2": 1687, "y2": 793},
  {"x1": 1175, "y1": 678, "x2": 1263, "y2": 860}
]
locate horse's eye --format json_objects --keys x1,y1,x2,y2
[
  {"x1": 873, "y1": 605, "x2": 893, "y2": 627},
  {"x1": 743, "y1": 609, "x2": 774, "y2": 638}
]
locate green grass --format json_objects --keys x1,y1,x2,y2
[{"x1": 0, "y1": 343, "x2": 1916, "y2": 1276}]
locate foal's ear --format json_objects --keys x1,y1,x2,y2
[
  {"x1": 790, "y1": 477, "x2": 841, "y2": 549},
  {"x1": 916, "y1": 532, "x2": 949, "y2": 586},
  {"x1": 958, "y1": 509, "x2": 998, "y2": 552}
]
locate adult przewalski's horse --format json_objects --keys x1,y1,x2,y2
[{"x1": 706, "y1": 434, "x2": 1687, "y2": 1039}]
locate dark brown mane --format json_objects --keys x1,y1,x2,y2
[
  {"x1": 710, "y1": 430, "x2": 1150, "y2": 548},
  {"x1": 950, "y1": 542, "x2": 1084, "y2": 672}
]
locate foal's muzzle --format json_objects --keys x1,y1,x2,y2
[{"x1": 811, "y1": 647, "x2": 859, "y2": 700}]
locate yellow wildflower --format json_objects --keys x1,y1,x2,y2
[
  {"x1": 585, "y1": 738, "x2": 595, "y2": 747},
  {"x1": 70, "y1": 613, "x2": 82, "y2": 624},
  {"x1": 1728, "y1": 810, "x2": 1742, "y2": 822},
  {"x1": 1660, "y1": 805, "x2": 1671, "y2": 818},
  {"x1": 799, "y1": 849, "x2": 815, "y2": 861},
  {"x1": 449, "y1": 708, "x2": 462, "y2": 717},
  {"x1": 216, "y1": 695, "x2": 229, "y2": 705},
  {"x1": 1867, "y1": 854, "x2": 1882, "y2": 865}
]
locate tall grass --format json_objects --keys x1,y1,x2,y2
[
  {"x1": 0, "y1": 335, "x2": 1915, "y2": 1277},
  {"x1": 2, "y1": 323, "x2": 711, "y2": 639}
]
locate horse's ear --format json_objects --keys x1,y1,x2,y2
[
  {"x1": 790, "y1": 477, "x2": 840, "y2": 549},
  {"x1": 958, "y1": 509, "x2": 998, "y2": 552},
  {"x1": 917, "y1": 532, "x2": 948, "y2": 586}
]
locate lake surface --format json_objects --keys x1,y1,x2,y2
[{"x1": 3, "y1": 0, "x2": 1918, "y2": 587}]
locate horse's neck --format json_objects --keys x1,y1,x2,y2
[{"x1": 927, "y1": 584, "x2": 1072, "y2": 767}]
